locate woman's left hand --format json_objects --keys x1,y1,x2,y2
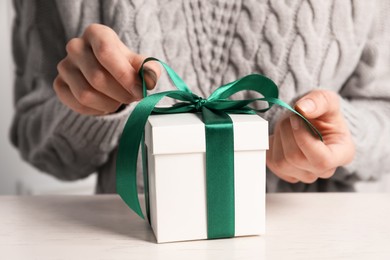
[{"x1": 266, "y1": 90, "x2": 355, "y2": 183}]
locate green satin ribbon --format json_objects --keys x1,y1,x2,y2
[{"x1": 116, "y1": 57, "x2": 322, "y2": 239}]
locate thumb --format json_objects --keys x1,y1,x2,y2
[
  {"x1": 143, "y1": 65, "x2": 161, "y2": 90},
  {"x1": 130, "y1": 53, "x2": 162, "y2": 90},
  {"x1": 295, "y1": 90, "x2": 340, "y2": 119}
]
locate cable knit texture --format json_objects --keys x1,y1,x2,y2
[{"x1": 11, "y1": 0, "x2": 390, "y2": 193}]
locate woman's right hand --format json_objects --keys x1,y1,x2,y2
[{"x1": 54, "y1": 23, "x2": 161, "y2": 115}]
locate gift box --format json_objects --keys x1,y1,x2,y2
[
  {"x1": 116, "y1": 57, "x2": 321, "y2": 244},
  {"x1": 144, "y1": 112, "x2": 268, "y2": 243}
]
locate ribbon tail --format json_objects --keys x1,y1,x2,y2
[
  {"x1": 141, "y1": 133, "x2": 150, "y2": 222},
  {"x1": 263, "y1": 97, "x2": 323, "y2": 141},
  {"x1": 117, "y1": 92, "x2": 179, "y2": 219}
]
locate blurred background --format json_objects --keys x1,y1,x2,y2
[{"x1": 0, "y1": 0, "x2": 389, "y2": 195}]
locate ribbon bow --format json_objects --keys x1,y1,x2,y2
[{"x1": 116, "y1": 57, "x2": 322, "y2": 239}]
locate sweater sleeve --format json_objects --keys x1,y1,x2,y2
[
  {"x1": 10, "y1": 0, "x2": 131, "y2": 181},
  {"x1": 339, "y1": 2, "x2": 390, "y2": 181}
]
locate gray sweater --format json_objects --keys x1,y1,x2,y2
[{"x1": 11, "y1": 0, "x2": 390, "y2": 193}]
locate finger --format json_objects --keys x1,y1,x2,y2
[
  {"x1": 281, "y1": 116, "x2": 337, "y2": 175},
  {"x1": 57, "y1": 59, "x2": 121, "y2": 113},
  {"x1": 129, "y1": 54, "x2": 162, "y2": 90},
  {"x1": 53, "y1": 76, "x2": 104, "y2": 116},
  {"x1": 293, "y1": 171, "x2": 318, "y2": 183},
  {"x1": 266, "y1": 135, "x2": 277, "y2": 172},
  {"x1": 273, "y1": 126, "x2": 319, "y2": 183},
  {"x1": 295, "y1": 90, "x2": 340, "y2": 120},
  {"x1": 66, "y1": 38, "x2": 137, "y2": 104},
  {"x1": 82, "y1": 24, "x2": 143, "y2": 97},
  {"x1": 268, "y1": 130, "x2": 304, "y2": 183},
  {"x1": 318, "y1": 168, "x2": 336, "y2": 179},
  {"x1": 275, "y1": 172, "x2": 300, "y2": 184},
  {"x1": 289, "y1": 114, "x2": 337, "y2": 171},
  {"x1": 278, "y1": 116, "x2": 312, "y2": 171},
  {"x1": 278, "y1": 166, "x2": 318, "y2": 183},
  {"x1": 267, "y1": 140, "x2": 315, "y2": 183},
  {"x1": 271, "y1": 124, "x2": 285, "y2": 166},
  {"x1": 267, "y1": 136, "x2": 299, "y2": 183}
]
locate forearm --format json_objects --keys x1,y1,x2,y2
[
  {"x1": 341, "y1": 98, "x2": 390, "y2": 180},
  {"x1": 11, "y1": 86, "x2": 131, "y2": 180}
]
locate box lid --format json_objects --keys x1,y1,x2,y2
[{"x1": 145, "y1": 113, "x2": 268, "y2": 155}]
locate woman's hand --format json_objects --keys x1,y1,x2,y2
[
  {"x1": 267, "y1": 90, "x2": 355, "y2": 183},
  {"x1": 54, "y1": 24, "x2": 160, "y2": 115}
]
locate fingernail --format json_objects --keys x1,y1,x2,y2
[
  {"x1": 297, "y1": 98, "x2": 316, "y2": 114},
  {"x1": 143, "y1": 68, "x2": 157, "y2": 87},
  {"x1": 290, "y1": 115, "x2": 300, "y2": 130}
]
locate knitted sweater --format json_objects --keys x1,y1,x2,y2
[{"x1": 11, "y1": 0, "x2": 390, "y2": 193}]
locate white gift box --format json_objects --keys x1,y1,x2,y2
[{"x1": 144, "y1": 113, "x2": 268, "y2": 243}]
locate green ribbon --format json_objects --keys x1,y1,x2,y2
[{"x1": 116, "y1": 57, "x2": 322, "y2": 239}]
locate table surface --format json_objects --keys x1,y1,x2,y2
[{"x1": 1, "y1": 193, "x2": 389, "y2": 260}]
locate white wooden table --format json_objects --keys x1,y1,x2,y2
[{"x1": 1, "y1": 193, "x2": 389, "y2": 259}]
